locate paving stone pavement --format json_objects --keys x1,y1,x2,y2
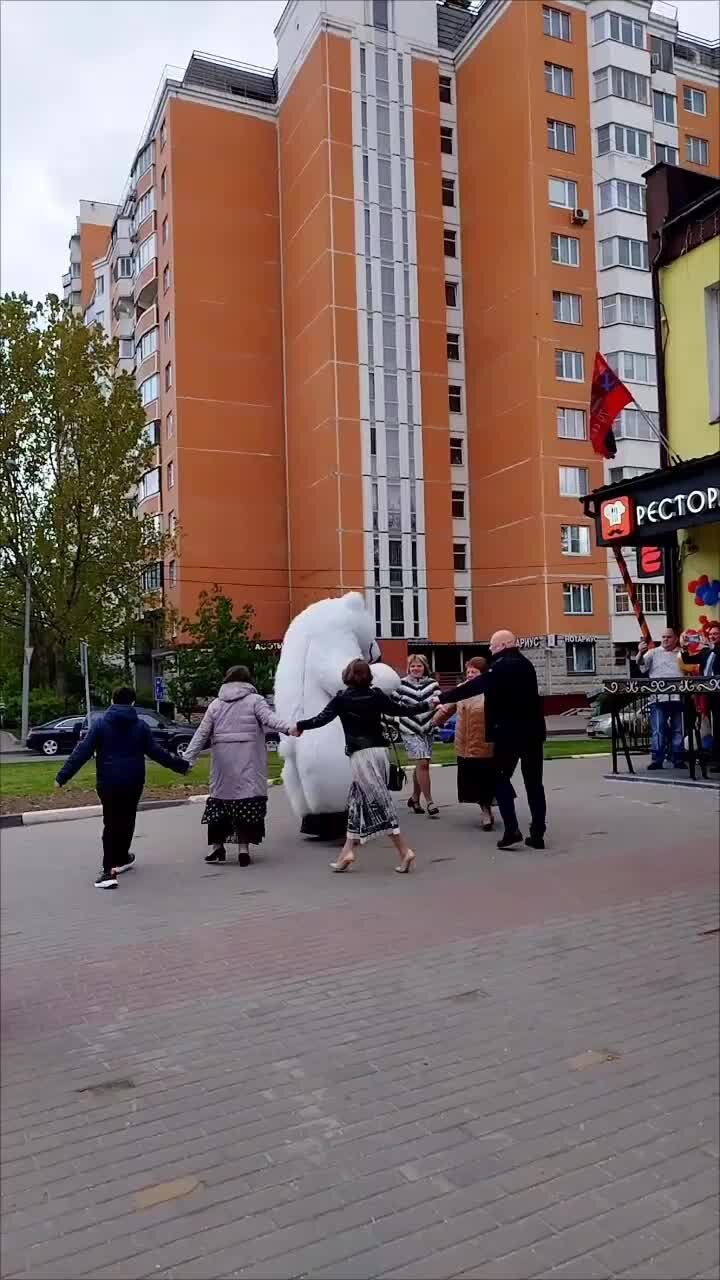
[{"x1": 1, "y1": 760, "x2": 718, "y2": 1280}]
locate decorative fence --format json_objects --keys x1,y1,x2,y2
[{"x1": 601, "y1": 677, "x2": 720, "y2": 780}]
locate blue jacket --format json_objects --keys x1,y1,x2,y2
[{"x1": 56, "y1": 704, "x2": 189, "y2": 791}]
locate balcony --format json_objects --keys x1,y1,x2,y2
[
  {"x1": 136, "y1": 350, "x2": 159, "y2": 383},
  {"x1": 135, "y1": 303, "x2": 158, "y2": 341},
  {"x1": 112, "y1": 273, "x2": 134, "y2": 301},
  {"x1": 134, "y1": 258, "x2": 158, "y2": 309}
]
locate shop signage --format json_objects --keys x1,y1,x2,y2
[
  {"x1": 594, "y1": 458, "x2": 720, "y2": 546},
  {"x1": 518, "y1": 636, "x2": 544, "y2": 649}
]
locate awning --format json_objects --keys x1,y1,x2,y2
[{"x1": 582, "y1": 452, "x2": 720, "y2": 547}]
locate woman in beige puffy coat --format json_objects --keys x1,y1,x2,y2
[{"x1": 434, "y1": 656, "x2": 497, "y2": 831}]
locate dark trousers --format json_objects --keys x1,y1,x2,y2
[
  {"x1": 494, "y1": 738, "x2": 547, "y2": 837},
  {"x1": 98, "y1": 785, "x2": 142, "y2": 874}
]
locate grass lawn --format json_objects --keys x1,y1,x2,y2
[{"x1": 0, "y1": 739, "x2": 606, "y2": 804}]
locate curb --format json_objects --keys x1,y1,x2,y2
[
  {"x1": 3, "y1": 755, "x2": 610, "y2": 830},
  {"x1": 603, "y1": 771, "x2": 720, "y2": 792}
]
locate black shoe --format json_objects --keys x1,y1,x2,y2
[
  {"x1": 114, "y1": 854, "x2": 136, "y2": 875},
  {"x1": 205, "y1": 847, "x2": 226, "y2": 864},
  {"x1": 238, "y1": 850, "x2": 253, "y2": 867},
  {"x1": 497, "y1": 830, "x2": 523, "y2": 850},
  {"x1": 95, "y1": 871, "x2": 118, "y2": 890},
  {"x1": 647, "y1": 761, "x2": 663, "y2": 771},
  {"x1": 525, "y1": 835, "x2": 545, "y2": 850}
]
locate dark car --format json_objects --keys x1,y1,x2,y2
[
  {"x1": 79, "y1": 707, "x2": 195, "y2": 756},
  {"x1": 26, "y1": 715, "x2": 86, "y2": 757}
]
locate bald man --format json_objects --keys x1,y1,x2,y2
[{"x1": 436, "y1": 630, "x2": 547, "y2": 850}]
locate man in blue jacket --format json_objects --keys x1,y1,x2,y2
[{"x1": 56, "y1": 687, "x2": 190, "y2": 889}]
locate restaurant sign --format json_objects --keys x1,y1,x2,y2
[{"x1": 595, "y1": 459, "x2": 720, "y2": 546}]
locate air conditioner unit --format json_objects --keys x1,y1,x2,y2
[
  {"x1": 650, "y1": 52, "x2": 661, "y2": 70},
  {"x1": 571, "y1": 208, "x2": 590, "y2": 225}
]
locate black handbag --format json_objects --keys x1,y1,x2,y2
[{"x1": 383, "y1": 719, "x2": 406, "y2": 792}]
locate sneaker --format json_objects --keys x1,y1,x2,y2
[
  {"x1": 95, "y1": 871, "x2": 118, "y2": 890},
  {"x1": 497, "y1": 830, "x2": 523, "y2": 850},
  {"x1": 525, "y1": 835, "x2": 545, "y2": 850},
  {"x1": 114, "y1": 854, "x2": 136, "y2": 875}
]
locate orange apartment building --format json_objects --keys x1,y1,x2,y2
[{"x1": 64, "y1": 0, "x2": 719, "y2": 698}]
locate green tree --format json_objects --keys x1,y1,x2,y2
[
  {"x1": 0, "y1": 293, "x2": 166, "y2": 692},
  {"x1": 166, "y1": 588, "x2": 276, "y2": 721}
]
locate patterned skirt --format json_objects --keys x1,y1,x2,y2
[
  {"x1": 403, "y1": 731, "x2": 435, "y2": 760},
  {"x1": 347, "y1": 747, "x2": 400, "y2": 844},
  {"x1": 201, "y1": 796, "x2": 267, "y2": 846}
]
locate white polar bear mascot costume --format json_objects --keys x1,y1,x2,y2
[{"x1": 274, "y1": 592, "x2": 401, "y2": 837}]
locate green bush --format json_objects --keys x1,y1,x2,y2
[{"x1": 1, "y1": 688, "x2": 79, "y2": 731}]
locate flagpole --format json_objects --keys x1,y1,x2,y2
[
  {"x1": 628, "y1": 394, "x2": 682, "y2": 465},
  {"x1": 612, "y1": 545, "x2": 653, "y2": 647}
]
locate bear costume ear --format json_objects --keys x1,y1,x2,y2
[{"x1": 342, "y1": 591, "x2": 366, "y2": 613}]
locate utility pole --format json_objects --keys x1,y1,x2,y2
[
  {"x1": 79, "y1": 641, "x2": 92, "y2": 723},
  {"x1": 20, "y1": 554, "x2": 33, "y2": 746}
]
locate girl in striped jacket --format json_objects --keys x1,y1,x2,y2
[{"x1": 399, "y1": 655, "x2": 441, "y2": 817}]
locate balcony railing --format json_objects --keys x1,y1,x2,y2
[{"x1": 603, "y1": 676, "x2": 720, "y2": 781}]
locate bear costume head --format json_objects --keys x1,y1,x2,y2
[{"x1": 274, "y1": 592, "x2": 401, "y2": 829}]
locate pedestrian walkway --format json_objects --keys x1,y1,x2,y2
[{"x1": 1, "y1": 761, "x2": 718, "y2": 1279}]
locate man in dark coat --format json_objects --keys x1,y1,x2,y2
[
  {"x1": 436, "y1": 630, "x2": 547, "y2": 850},
  {"x1": 56, "y1": 687, "x2": 189, "y2": 888}
]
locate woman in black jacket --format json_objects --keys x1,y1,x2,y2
[{"x1": 296, "y1": 659, "x2": 433, "y2": 874}]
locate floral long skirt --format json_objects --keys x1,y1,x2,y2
[
  {"x1": 346, "y1": 748, "x2": 400, "y2": 844},
  {"x1": 201, "y1": 796, "x2": 267, "y2": 847}
]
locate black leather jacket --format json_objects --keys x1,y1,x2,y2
[{"x1": 297, "y1": 687, "x2": 432, "y2": 756}]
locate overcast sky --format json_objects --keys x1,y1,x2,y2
[{"x1": 2, "y1": 0, "x2": 718, "y2": 303}]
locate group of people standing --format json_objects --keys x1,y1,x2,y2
[
  {"x1": 635, "y1": 621, "x2": 720, "y2": 771},
  {"x1": 55, "y1": 634, "x2": 548, "y2": 889}
]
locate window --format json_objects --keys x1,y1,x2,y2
[
  {"x1": 136, "y1": 327, "x2": 158, "y2": 363},
  {"x1": 166, "y1": 410, "x2": 174, "y2": 437},
  {"x1": 163, "y1": 312, "x2": 171, "y2": 341},
  {"x1": 162, "y1": 216, "x2": 169, "y2": 245},
  {"x1": 597, "y1": 123, "x2": 650, "y2": 159},
  {"x1": 167, "y1": 459, "x2": 175, "y2": 489},
  {"x1": 653, "y1": 90, "x2": 676, "y2": 124},
  {"x1": 448, "y1": 384, "x2": 462, "y2": 413},
  {"x1": 545, "y1": 63, "x2": 574, "y2": 96},
  {"x1": 557, "y1": 407, "x2": 587, "y2": 439},
  {"x1": 142, "y1": 563, "x2": 162, "y2": 594},
  {"x1": 599, "y1": 236, "x2": 649, "y2": 271},
  {"x1": 549, "y1": 176, "x2": 578, "y2": 208},
  {"x1": 388, "y1": 539, "x2": 403, "y2": 588},
  {"x1": 163, "y1": 264, "x2": 171, "y2": 292},
  {"x1": 445, "y1": 280, "x2": 458, "y2": 307},
  {"x1": 683, "y1": 85, "x2": 707, "y2": 115},
  {"x1": 543, "y1": 6, "x2": 570, "y2": 40},
  {"x1": 606, "y1": 350, "x2": 656, "y2": 384},
  {"x1": 160, "y1": 168, "x2": 167, "y2": 197},
  {"x1": 547, "y1": 119, "x2": 575, "y2": 153},
  {"x1": 453, "y1": 542, "x2": 467, "y2": 571},
  {"x1": 609, "y1": 465, "x2": 651, "y2": 483},
  {"x1": 376, "y1": 50, "x2": 389, "y2": 101},
  {"x1": 706, "y1": 283, "x2": 720, "y2": 422},
  {"x1": 70, "y1": 261, "x2": 81, "y2": 277},
  {"x1": 164, "y1": 361, "x2": 173, "y2": 390},
  {"x1": 455, "y1": 595, "x2": 468, "y2": 625},
  {"x1": 168, "y1": 509, "x2": 176, "y2": 534},
  {"x1": 139, "y1": 373, "x2": 159, "y2": 406},
  {"x1": 116, "y1": 256, "x2": 132, "y2": 278},
  {"x1": 442, "y1": 177, "x2": 455, "y2": 207},
  {"x1": 160, "y1": 118, "x2": 167, "y2": 149},
  {"x1": 447, "y1": 332, "x2": 460, "y2": 361},
  {"x1": 439, "y1": 75, "x2": 452, "y2": 104},
  {"x1": 555, "y1": 349, "x2": 584, "y2": 381},
  {"x1": 650, "y1": 35, "x2": 673, "y2": 72},
  {"x1": 561, "y1": 525, "x2": 591, "y2": 555},
  {"x1": 136, "y1": 233, "x2": 157, "y2": 273},
  {"x1": 444, "y1": 228, "x2": 457, "y2": 257},
  {"x1": 551, "y1": 233, "x2": 579, "y2": 267},
  {"x1": 95, "y1": 275, "x2": 105, "y2": 296},
  {"x1": 135, "y1": 188, "x2": 155, "y2": 226},
  {"x1": 553, "y1": 291, "x2": 582, "y2": 324},
  {"x1": 686, "y1": 136, "x2": 709, "y2": 166},
  {"x1": 440, "y1": 126, "x2": 453, "y2": 155},
  {"x1": 449, "y1": 436, "x2": 464, "y2": 466},
  {"x1": 134, "y1": 142, "x2": 154, "y2": 180},
  {"x1": 559, "y1": 465, "x2": 589, "y2": 497},
  {"x1": 139, "y1": 468, "x2": 160, "y2": 500},
  {"x1": 390, "y1": 594, "x2": 404, "y2": 638},
  {"x1": 566, "y1": 641, "x2": 596, "y2": 674},
  {"x1": 615, "y1": 407, "x2": 658, "y2": 440},
  {"x1": 144, "y1": 420, "x2": 160, "y2": 447},
  {"x1": 168, "y1": 559, "x2": 177, "y2": 587},
  {"x1": 592, "y1": 11, "x2": 644, "y2": 48},
  {"x1": 376, "y1": 102, "x2": 391, "y2": 157},
  {"x1": 600, "y1": 294, "x2": 653, "y2": 327},
  {"x1": 373, "y1": 0, "x2": 388, "y2": 29},
  {"x1": 594, "y1": 66, "x2": 649, "y2": 104},
  {"x1": 655, "y1": 142, "x2": 678, "y2": 166},
  {"x1": 614, "y1": 582, "x2": 666, "y2": 614},
  {"x1": 117, "y1": 337, "x2": 133, "y2": 359},
  {"x1": 451, "y1": 489, "x2": 465, "y2": 518},
  {"x1": 598, "y1": 178, "x2": 645, "y2": 215},
  {"x1": 563, "y1": 583, "x2": 593, "y2": 615}
]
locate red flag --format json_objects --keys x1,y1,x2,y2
[{"x1": 589, "y1": 352, "x2": 632, "y2": 459}]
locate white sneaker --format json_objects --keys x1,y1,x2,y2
[
  {"x1": 114, "y1": 854, "x2": 136, "y2": 875},
  {"x1": 95, "y1": 872, "x2": 118, "y2": 890}
]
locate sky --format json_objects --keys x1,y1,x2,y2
[{"x1": 1, "y1": 0, "x2": 718, "y2": 303}]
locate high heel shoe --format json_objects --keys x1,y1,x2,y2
[
  {"x1": 426, "y1": 803, "x2": 439, "y2": 818},
  {"x1": 407, "y1": 798, "x2": 423, "y2": 814},
  {"x1": 205, "y1": 847, "x2": 226, "y2": 863},
  {"x1": 330, "y1": 853, "x2": 355, "y2": 873},
  {"x1": 395, "y1": 849, "x2": 416, "y2": 874}
]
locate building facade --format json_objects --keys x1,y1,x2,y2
[{"x1": 63, "y1": 0, "x2": 719, "y2": 698}]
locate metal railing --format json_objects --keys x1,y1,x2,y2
[{"x1": 602, "y1": 677, "x2": 720, "y2": 781}]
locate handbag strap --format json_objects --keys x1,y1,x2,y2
[{"x1": 381, "y1": 717, "x2": 404, "y2": 770}]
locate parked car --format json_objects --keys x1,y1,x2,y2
[
  {"x1": 587, "y1": 707, "x2": 649, "y2": 740},
  {"x1": 26, "y1": 715, "x2": 86, "y2": 757},
  {"x1": 434, "y1": 714, "x2": 456, "y2": 745},
  {"x1": 78, "y1": 707, "x2": 195, "y2": 756}
]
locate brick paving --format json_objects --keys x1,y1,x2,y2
[{"x1": 1, "y1": 760, "x2": 718, "y2": 1280}]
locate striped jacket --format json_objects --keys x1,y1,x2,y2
[{"x1": 398, "y1": 674, "x2": 440, "y2": 737}]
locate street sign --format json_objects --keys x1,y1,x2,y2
[{"x1": 154, "y1": 677, "x2": 166, "y2": 702}]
